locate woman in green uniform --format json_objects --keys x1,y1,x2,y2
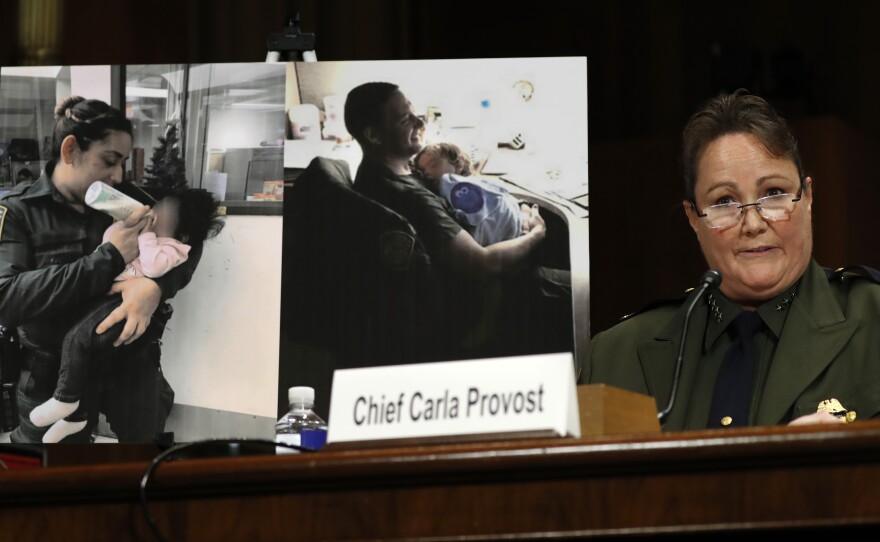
[{"x1": 586, "y1": 90, "x2": 880, "y2": 431}]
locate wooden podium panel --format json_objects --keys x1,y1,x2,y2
[
  {"x1": 578, "y1": 384, "x2": 662, "y2": 436},
  {"x1": 4, "y1": 422, "x2": 880, "y2": 540}
]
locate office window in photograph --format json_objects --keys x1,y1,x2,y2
[
  {"x1": 0, "y1": 66, "x2": 65, "y2": 190},
  {"x1": 184, "y1": 63, "x2": 286, "y2": 204},
  {"x1": 125, "y1": 64, "x2": 187, "y2": 185}
]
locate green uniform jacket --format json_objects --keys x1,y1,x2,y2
[{"x1": 585, "y1": 260, "x2": 880, "y2": 431}]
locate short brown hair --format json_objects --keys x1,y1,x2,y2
[
  {"x1": 414, "y1": 142, "x2": 475, "y2": 176},
  {"x1": 682, "y1": 89, "x2": 805, "y2": 202}
]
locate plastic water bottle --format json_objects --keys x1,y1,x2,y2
[{"x1": 275, "y1": 386, "x2": 328, "y2": 452}]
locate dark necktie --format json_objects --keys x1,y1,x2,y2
[{"x1": 708, "y1": 311, "x2": 763, "y2": 428}]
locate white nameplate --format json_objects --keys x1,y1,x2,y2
[{"x1": 327, "y1": 352, "x2": 580, "y2": 446}]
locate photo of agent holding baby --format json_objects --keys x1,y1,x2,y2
[
  {"x1": 0, "y1": 96, "x2": 203, "y2": 443},
  {"x1": 29, "y1": 188, "x2": 223, "y2": 442}
]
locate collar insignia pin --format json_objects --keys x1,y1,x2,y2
[
  {"x1": 708, "y1": 293, "x2": 723, "y2": 323},
  {"x1": 775, "y1": 288, "x2": 798, "y2": 313}
]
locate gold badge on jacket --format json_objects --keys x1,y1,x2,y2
[{"x1": 817, "y1": 398, "x2": 857, "y2": 423}]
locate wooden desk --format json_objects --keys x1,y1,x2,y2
[{"x1": 4, "y1": 422, "x2": 880, "y2": 541}]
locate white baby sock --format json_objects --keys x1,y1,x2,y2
[
  {"x1": 29, "y1": 398, "x2": 80, "y2": 427},
  {"x1": 42, "y1": 419, "x2": 88, "y2": 443}
]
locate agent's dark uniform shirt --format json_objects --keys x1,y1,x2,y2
[
  {"x1": 0, "y1": 168, "x2": 124, "y2": 350},
  {"x1": 0, "y1": 163, "x2": 199, "y2": 443},
  {"x1": 353, "y1": 160, "x2": 465, "y2": 255},
  {"x1": 0, "y1": 163, "x2": 196, "y2": 350}
]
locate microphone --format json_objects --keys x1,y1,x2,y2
[{"x1": 656, "y1": 269, "x2": 722, "y2": 426}]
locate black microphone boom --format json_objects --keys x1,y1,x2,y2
[{"x1": 656, "y1": 269, "x2": 722, "y2": 426}]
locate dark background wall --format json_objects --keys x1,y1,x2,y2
[{"x1": 4, "y1": 0, "x2": 880, "y2": 334}]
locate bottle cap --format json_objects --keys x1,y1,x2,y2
[{"x1": 288, "y1": 386, "x2": 315, "y2": 406}]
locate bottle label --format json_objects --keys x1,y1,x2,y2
[{"x1": 301, "y1": 428, "x2": 328, "y2": 450}]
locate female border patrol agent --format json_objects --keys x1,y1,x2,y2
[
  {"x1": 586, "y1": 90, "x2": 880, "y2": 431},
  {"x1": 0, "y1": 96, "x2": 199, "y2": 443}
]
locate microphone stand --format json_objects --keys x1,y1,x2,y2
[{"x1": 657, "y1": 270, "x2": 722, "y2": 427}]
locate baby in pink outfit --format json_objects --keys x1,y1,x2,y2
[
  {"x1": 105, "y1": 198, "x2": 191, "y2": 281},
  {"x1": 29, "y1": 189, "x2": 224, "y2": 442}
]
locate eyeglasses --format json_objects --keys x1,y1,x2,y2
[{"x1": 692, "y1": 187, "x2": 804, "y2": 229}]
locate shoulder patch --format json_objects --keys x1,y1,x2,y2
[
  {"x1": 824, "y1": 265, "x2": 880, "y2": 285},
  {"x1": 620, "y1": 290, "x2": 690, "y2": 322},
  {"x1": 379, "y1": 231, "x2": 416, "y2": 271},
  {"x1": 0, "y1": 205, "x2": 6, "y2": 242}
]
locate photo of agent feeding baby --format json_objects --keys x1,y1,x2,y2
[{"x1": 24, "y1": 180, "x2": 224, "y2": 442}]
